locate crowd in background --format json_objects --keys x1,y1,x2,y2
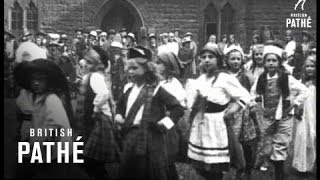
[{"x1": 3, "y1": 25, "x2": 317, "y2": 180}]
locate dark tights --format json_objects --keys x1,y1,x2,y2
[
  {"x1": 196, "y1": 169, "x2": 224, "y2": 180},
  {"x1": 271, "y1": 160, "x2": 284, "y2": 180}
]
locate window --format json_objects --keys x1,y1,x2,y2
[
  {"x1": 11, "y1": 1, "x2": 23, "y2": 36},
  {"x1": 221, "y1": 3, "x2": 234, "y2": 36},
  {"x1": 27, "y1": 1, "x2": 38, "y2": 33},
  {"x1": 204, "y1": 3, "x2": 218, "y2": 43}
]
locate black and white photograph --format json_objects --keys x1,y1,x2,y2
[{"x1": 3, "y1": 0, "x2": 317, "y2": 179}]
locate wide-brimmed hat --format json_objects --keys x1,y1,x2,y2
[
  {"x1": 160, "y1": 33, "x2": 168, "y2": 38},
  {"x1": 100, "y1": 32, "x2": 107, "y2": 37},
  {"x1": 15, "y1": 59, "x2": 69, "y2": 93},
  {"x1": 23, "y1": 27, "x2": 32, "y2": 37},
  {"x1": 35, "y1": 29, "x2": 47, "y2": 37},
  {"x1": 148, "y1": 33, "x2": 156, "y2": 40},
  {"x1": 182, "y1": 36, "x2": 191, "y2": 44},
  {"x1": 89, "y1": 31, "x2": 97, "y2": 37},
  {"x1": 15, "y1": 42, "x2": 47, "y2": 63},
  {"x1": 96, "y1": 29, "x2": 102, "y2": 33},
  {"x1": 60, "y1": 34, "x2": 68, "y2": 39},
  {"x1": 184, "y1": 32, "x2": 193, "y2": 37},
  {"x1": 126, "y1": 33, "x2": 136, "y2": 41}
]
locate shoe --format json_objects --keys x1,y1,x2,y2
[{"x1": 259, "y1": 161, "x2": 269, "y2": 172}]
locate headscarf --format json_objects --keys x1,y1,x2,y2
[{"x1": 156, "y1": 52, "x2": 182, "y2": 78}]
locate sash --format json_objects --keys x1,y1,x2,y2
[{"x1": 123, "y1": 84, "x2": 156, "y2": 129}]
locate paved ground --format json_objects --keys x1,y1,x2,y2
[{"x1": 4, "y1": 88, "x2": 317, "y2": 179}]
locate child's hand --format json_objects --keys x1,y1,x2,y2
[
  {"x1": 294, "y1": 106, "x2": 303, "y2": 120},
  {"x1": 283, "y1": 104, "x2": 296, "y2": 117},
  {"x1": 156, "y1": 121, "x2": 167, "y2": 133},
  {"x1": 115, "y1": 114, "x2": 125, "y2": 124}
]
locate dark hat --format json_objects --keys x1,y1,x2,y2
[
  {"x1": 128, "y1": 46, "x2": 152, "y2": 61},
  {"x1": 108, "y1": 29, "x2": 116, "y2": 35},
  {"x1": 75, "y1": 28, "x2": 83, "y2": 33},
  {"x1": 120, "y1": 28, "x2": 127, "y2": 32},
  {"x1": 173, "y1": 28, "x2": 180, "y2": 32},
  {"x1": 14, "y1": 59, "x2": 69, "y2": 93},
  {"x1": 35, "y1": 29, "x2": 47, "y2": 37}
]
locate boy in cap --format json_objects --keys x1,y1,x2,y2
[{"x1": 250, "y1": 44, "x2": 308, "y2": 180}]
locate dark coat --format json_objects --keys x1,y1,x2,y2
[{"x1": 116, "y1": 85, "x2": 184, "y2": 180}]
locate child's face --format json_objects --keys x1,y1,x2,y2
[
  {"x1": 264, "y1": 54, "x2": 280, "y2": 74},
  {"x1": 126, "y1": 58, "x2": 146, "y2": 83},
  {"x1": 30, "y1": 72, "x2": 48, "y2": 95},
  {"x1": 200, "y1": 51, "x2": 218, "y2": 73},
  {"x1": 254, "y1": 48, "x2": 264, "y2": 65},
  {"x1": 227, "y1": 51, "x2": 242, "y2": 72},
  {"x1": 154, "y1": 58, "x2": 166, "y2": 79},
  {"x1": 305, "y1": 57, "x2": 316, "y2": 77}
]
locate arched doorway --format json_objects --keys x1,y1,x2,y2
[{"x1": 94, "y1": 0, "x2": 144, "y2": 40}]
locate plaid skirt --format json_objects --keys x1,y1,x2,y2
[{"x1": 83, "y1": 113, "x2": 119, "y2": 163}]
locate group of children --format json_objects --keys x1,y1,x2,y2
[{"x1": 12, "y1": 34, "x2": 316, "y2": 180}]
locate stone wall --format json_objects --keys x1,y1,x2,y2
[{"x1": 4, "y1": 0, "x2": 317, "y2": 51}]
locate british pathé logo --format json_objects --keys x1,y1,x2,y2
[
  {"x1": 286, "y1": 0, "x2": 311, "y2": 28},
  {"x1": 294, "y1": 0, "x2": 306, "y2": 10}
]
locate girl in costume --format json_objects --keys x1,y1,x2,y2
[
  {"x1": 292, "y1": 52, "x2": 316, "y2": 174},
  {"x1": 154, "y1": 51, "x2": 187, "y2": 180},
  {"x1": 115, "y1": 46, "x2": 184, "y2": 180},
  {"x1": 15, "y1": 59, "x2": 77, "y2": 178},
  {"x1": 186, "y1": 45, "x2": 251, "y2": 180},
  {"x1": 78, "y1": 46, "x2": 117, "y2": 179},
  {"x1": 224, "y1": 45, "x2": 260, "y2": 180}
]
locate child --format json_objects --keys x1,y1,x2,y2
[
  {"x1": 78, "y1": 46, "x2": 117, "y2": 179},
  {"x1": 178, "y1": 37, "x2": 194, "y2": 85},
  {"x1": 292, "y1": 53, "x2": 316, "y2": 174},
  {"x1": 15, "y1": 59, "x2": 77, "y2": 178},
  {"x1": 115, "y1": 46, "x2": 184, "y2": 180},
  {"x1": 186, "y1": 45, "x2": 251, "y2": 180},
  {"x1": 154, "y1": 51, "x2": 187, "y2": 180},
  {"x1": 250, "y1": 45, "x2": 309, "y2": 180},
  {"x1": 224, "y1": 45, "x2": 259, "y2": 180},
  {"x1": 245, "y1": 44, "x2": 265, "y2": 86}
]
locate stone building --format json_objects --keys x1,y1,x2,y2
[{"x1": 4, "y1": 0, "x2": 317, "y2": 51}]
